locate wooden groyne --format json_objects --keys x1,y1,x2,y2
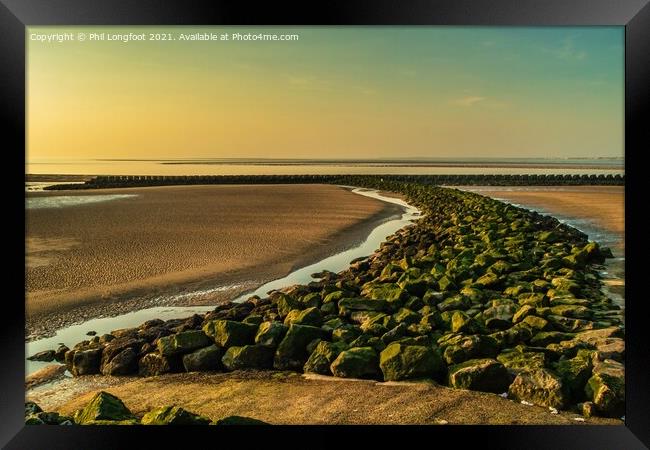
[{"x1": 44, "y1": 173, "x2": 625, "y2": 190}]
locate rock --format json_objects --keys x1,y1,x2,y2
[
  {"x1": 330, "y1": 347, "x2": 381, "y2": 379},
  {"x1": 546, "y1": 315, "x2": 595, "y2": 333},
  {"x1": 214, "y1": 415, "x2": 269, "y2": 425},
  {"x1": 54, "y1": 344, "x2": 69, "y2": 363},
  {"x1": 521, "y1": 315, "x2": 551, "y2": 331},
  {"x1": 529, "y1": 331, "x2": 575, "y2": 347},
  {"x1": 332, "y1": 324, "x2": 363, "y2": 343},
  {"x1": 338, "y1": 298, "x2": 390, "y2": 314},
  {"x1": 141, "y1": 405, "x2": 211, "y2": 425},
  {"x1": 27, "y1": 350, "x2": 56, "y2": 362},
  {"x1": 255, "y1": 321, "x2": 288, "y2": 346},
  {"x1": 497, "y1": 349, "x2": 546, "y2": 374},
  {"x1": 303, "y1": 341, "x2": 348, "y2": 375},
  {"x1": 101, "y1": 348, "x2": 138, "y2": 376},
  {"x1": 447, "y1": 358, "x2": 511, "y2": 393},
  {"x1": 483, "y1": 304, "x2": 517, "y2": 329},
  {"x1": 222, "y1": 345, "x2": 275, "y2": 370},
  {"x1": 25, "y1": 401, "x2": 42, "y2": 416},
  {"x1": 203, "y1": 320, "x2": 257, "y2": 348},
  {"x1": 593, "y1": 338, "x2": 625, "y2": 362},
  {"x1": 574, "y1": 327, "x2": 624, "y2": 343},
  {"x1": 549, "y1": 305, "x2": 591, "y2": 320},
  {"x1": 585, "y1": 359, "x2": 625, "y2": 417},
  {"x1": 380, "y1": 323, "x2": 408, "y2": 345},
  {"x1": 27, "y1": 411, "x2": 72, "y2": 425},
  {"x1": 74, "y1": 391, "x2": 136, "y2": 424},
  {"x1": 283, "y1": 307, "x2": 322, "y2": 327},
  {"x1": 379, "y1": 343, "x2": 444, "y2": 381},
  {"x1": 555, "y1": 353, "x2": 593, "y2": 400},
  {"x1": 273, "y1": 324, "x2": 329, "y2": 371},
  {"x1": 71, "y1": 348, "x2": 103, "y2": 376},
  {"x1": 182, "y1": 345, "x2": 223, "y2": 372},
  {"x1": 508, "y1": 369, "x2": 567, "y2": 409},
  {"x1": 242, "y1": 315, "x2": 264, "y2": 326},
  {"x1": 392, "y1": 308, "x2": 421, "y2": 325},
  {"x1": 441, "y1": 334, "x2": 499, "y2": 365},
  {"x1": 138, "y1": 353, "x2": 181, "y2": 376},
  {"x1": 157, "y1": 330, "x2": 212, "y2": 356},
  {"x1": 437, "y1": 295, "x2": 470, "y2": 312},
  {"x1": 451, "y1": 311, "x2": 483, "y2": 334}
]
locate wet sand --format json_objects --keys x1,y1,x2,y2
[
  {"x1": 27, "y1": 371, "x2": 620, "y2": 425},
  {"x1": 26, "y1": 184, "x2": 402, "y2": 337}
]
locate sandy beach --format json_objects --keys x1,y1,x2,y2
[
  {"x1": 27, "y1": 370, "x2": 620, "y2": 425},
  {"x1": 26, "y1": 184, "x2": 402, "y2": 337}
]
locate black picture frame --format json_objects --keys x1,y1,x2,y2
[{"x1": 2, "y1": 1, "x2": 648, "y2": 448}]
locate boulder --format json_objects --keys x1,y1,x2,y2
[
  {"x1": 437, "y1": 295, "x2": 470, "y2": 312},
  {"x1": 497, "y1": 349, "x2": 546, "y2": 374},
  {"x1": 332, "y1": 324, "x2": 363, "y2": 343},
  {"x1": 451, "y1": 311, "x2": 483, "y2": 334},
  {"x1": 338, "y1": 298, "x2": 389, "y2": 314},
  {"x1": 555, "y1": 353, "x2": 593, "y2": 400},
  {"x1": 483, "y1": 304, "x2": 517, "y2": 329},
  {"x1": 182, "y1": 345, "x2": 223, "y2": 372},
  {"x1": 203, "y1": 320, "x2": 257, "y2": 348},
  {"x1": 71, "y1": 348, "x2": 103, "y2": 376},
  {"x1": 54, "y1": 344, "x2": 70, "y2": 363},
  {"x1": 157, "y1": 330, "x2": 212, "y2": 356},
  {"x1": 273, "y1": 324, "x2": 329, "y2": 370},
  {"x1": 379, "y1": 343, "x2": 444, "y2": 381},
  {"x1": 27, "y1": 350, "x2": 55, "y2": 362},
  {"x1": 242, "y1": 315, "x2": 264, "y2": 326},
  {"x1": 441, "y1": 335, "x2": 499, "y2": 365},
  {"x1": 283, "y1": 307, "x2": 322, "y2": 327},
  {"x1": 447, "y1": 358, "x2": 511, "y2": 393},
  {"x1": 255, "y1": 321, "x2": 288, "y2": 346},
  {"x1": 529, "y1": 331, "x2": 575, "y2": 347},
  {"x1": 74, "y1": 391, "x2": 136, "y2": 424},
  {"x1": 141, "y1": 405, "x2": 211, "y2": 425},
  {"x1": 585, "y1": 359, "x2": 625, "y2": 417},
  {"x1": 330, "y1": 347, "x2": 381, "y2": 379},
  {"x1": 222, "y1": 345, "x2": 275, "y2": 370},
  {"x1": 101, "y1": 348, "x2": 138, "y2": 376},
  {"x1": 521, "y1": 315, "x2": 551, "y2": 331},
  {"x1": 508, "y1": 369, "x2": 567, "y2": 409},
  {"x1": 392, "y1": 308, "x2": 421, "y2": 325},
  {"x1": 138, "y1": 353, "x2": 181, "y2": 376},
  {"x1": 303, "y1": 341, "x2": 348, "y2": 375}
]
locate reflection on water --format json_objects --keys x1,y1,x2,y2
[{"x1": 26, "y1": 194, "x2": 138, "y2": 209}]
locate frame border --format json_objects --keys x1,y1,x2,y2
[{"x1": 2, "y1": 1, "x2": 648, "y2": 448}]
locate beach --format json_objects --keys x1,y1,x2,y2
[{"x1": 26, "y1": 184, "x2": 402, "y2": 338}]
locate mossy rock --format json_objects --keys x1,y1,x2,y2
[
  {"x1": 555, "y1": 353, "x2": 593, "y2": 401},
  {"x1": 330, "y1": 347, "x2": 381, "y2": 379},
  {"x1": 517, "y1": 292, "x2": 549, "y2": 307},
  {"x1": 203, "y1": 320, "x2": 257, "y2": 348},
  {"x1": 283, "y1": 307, "x2": 323, "y2": 327},
  {"x1": 442, "y1": 335, "x2": 499, "y2": 365},
  {"x1": 379, "y1": 343, "x2": 445, "y2": 381},
  {"x1": 182, "y1": 345, "x2": 223, "y2": 372},
  {"x1": 451, "y1": 311, "x2": 483, "y2": 334},
  {"x1": 585, "y1": 359, "x2": 625, "y2": 417},
  {"x1": 323, "y1": 291, "x2": 347, "y2": 304},
  {"x1": 242, "y1": 315, "x2": 264, "y2": 326},
  {"x1": 255, "y1": 321, "x2": 288, "y2": 347},
  {"x1": 437, "y1": 275, "x2": 456, "y2": 292},
  {"x1": 437, "y1": 295, "x2": 470, "y2": 312},
  {"x1": 138, "y1": 353, "x2": 182, "y2": 376},
  {"x1": 338, "y1": 298, "x2": 390, "y2": 314},
  {"x1": 74, "y1": 391, "x2": 136, "y2": 424},
  {"x1": 274, "y1": 293, "x2": 302, "y2": 318},
  {"x1": 529, "y1": 331, "x2": 575, "y2": 347},
  {"x1": 332, "y1": 324, "x2": 363, "y2": 343},
  {"x1": 512, "y1": 305, "x2": 536, "y2": 324},
  {"x1": 483, "y1": 304, "x2": 517, "y2": 330},
  {"x1": 222, "y1": 345, "x2": 275, "y2": 370},
  {"x1": 508, "y1": 369, "x2": 567, "y2": 409},
  {"x1": 521, "y1": 315, "x2": 551, "y2": 331},
  {"x1": 273, "y1": 324, "x2": 329, "y2": 371},
  {"x1": 300, "y1": 292, "x2": 322, "y2": 308},
  {"x1": 157, "y1": 330, "x2": 212, "y2": 357},
  {"x1": 393, "y1": 308, "x2": 421, "y2": 325},
  {"x1": 546, "y1": 315, "x2": 596, "y2": 333},
  {"x1": 141, "y1": 405, "x2": 211, "y2": 425},
  {"x1": 448, "y1": 358, "x2": 511, "y2": 393},
  {"x1": 549, "y1": 305, "x2": 591, "y2": 320},
  {"x1": 496, "y1": 349, "x2": 546, "y2": 374},
  {"x1": 303, "y1": 341, "x2": 348, "y2": 375}
]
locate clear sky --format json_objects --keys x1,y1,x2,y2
[{"x1": 27, "y1": 26, "x2": 624, "y2": 161}]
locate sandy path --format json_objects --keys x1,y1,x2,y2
[
  {"x1": 27, "y1": 371, "x2": 620, "y2": 425},
  {"x1": 26, "y1": 184, "x2": 400, "y2": 332}
]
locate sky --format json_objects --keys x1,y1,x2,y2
[{"x1": 27, "y1": 26, "x2": 624, "y2": 161}]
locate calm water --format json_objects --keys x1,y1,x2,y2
[{"x1": 26, "y1": 158, "x2": 624, "y2": 176}]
